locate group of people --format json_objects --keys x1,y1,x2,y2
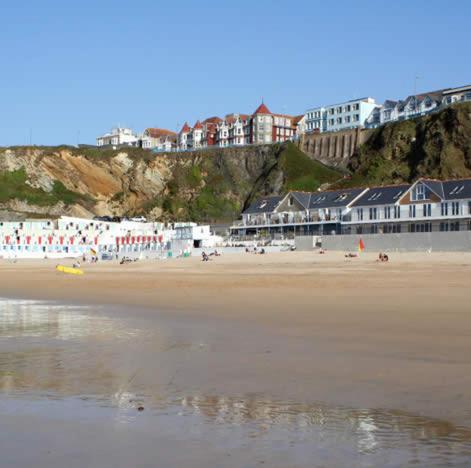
[
  {"x1": 245, "y1": 246, "x2": 266, "y2": 255},
  {"x1": 201, "y1": 250, "x2": 221, "y2": 262}
]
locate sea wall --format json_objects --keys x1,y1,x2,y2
[{"x1": 296, "y1": 232, "x2": 471, "y2": 252}]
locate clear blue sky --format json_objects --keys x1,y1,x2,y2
[{"x1": 1, "y1": 0, "x2": 470, "y2": 146}]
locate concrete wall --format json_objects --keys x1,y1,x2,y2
[
  {"x1": 298, "y1": 128, "x2": 373, "y2": 169},
  {"x1": 296, "y1": 232, "x2": 471, "y2": 252}
]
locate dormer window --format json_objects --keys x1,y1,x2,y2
[{"x1": 412, "y1": 184, "x2": 426, "y2": 201}]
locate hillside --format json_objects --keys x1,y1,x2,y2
[
  {"x1": 341, "y1": 101, "x2": 471, "y2": 187},
  {"x1": 0, "y1": 142, "x2": 342, "y2": 222},
  {"x1": 3, "y1": 102, "x2": 470, "y2": 222}
]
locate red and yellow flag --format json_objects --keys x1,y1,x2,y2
[{"x1": 358, "y1": 238, "x2": 365, "y2": 253}]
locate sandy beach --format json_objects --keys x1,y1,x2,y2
[{"x1": 1, "y1": 250, "x2": 470, "y2": 432}]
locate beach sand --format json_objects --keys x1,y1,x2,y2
[{"x1": 1, "y1": 250, "x2": 470, "y2": 427}]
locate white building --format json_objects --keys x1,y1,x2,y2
[
  {"x1": 366, "y1": 84, "x2": 471, "y2": 128},
  {"x1": 96, "y1": 127, "x2": 139, "y2": 147},
  {"x1": 186, "y1": 121, "x2": 203, "y2": 149},
  {"x1": 304, "y1": 98, "x2": 379, "y2": 134},
  {"x1": 231, "y1": 178, "x2": 471, "y2": 238},
  {"x1": 178, "y1": 122, "x2": 191, "y2": 150},
  {"x1": 141, "y1": 128, "x2": 177, "y2": 152}
]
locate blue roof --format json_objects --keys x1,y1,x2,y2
[
  {"x1": 243, "y1": 196, "x2": 282, "y2": 214},
  {"x1": 308, "y1": 188, "x2": 365, "y2": 209},
  {"x1": 351, "y1": 184, "x2": 411, "y2": 207}
]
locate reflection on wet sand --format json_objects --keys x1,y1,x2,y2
[
  {"x1": 0, "y1": 298, "x2": 158, "y2": 395},
  {"x1": 1, "y1": 298, "x2": 471, "y2": 466},
  {"x1": 176, "y1": 394, "x2": 471, "y2": 455}
]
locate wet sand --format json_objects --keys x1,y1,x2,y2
[{"x1": 1, "y1": 250, "x2": 471, "y2": 433}]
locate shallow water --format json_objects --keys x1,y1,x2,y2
[{"x1": 0, "y1": 298, "x2": 470, "y2": 467}]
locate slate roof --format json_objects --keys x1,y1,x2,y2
[
  {"x1": 308, "y1": 188, "x2": 365, "y2": 209},
  {"x1": 421, "y1": 179, "x2": 445, "y2": 199},
  {"x1": 243, "y1": 196, "x2": 282, "y2": 214},
  {"x1": 290, "y1": 191, "x2": 312, "y2": 209},
  {"x1": 442, "y1": 179, "x2": 471, "y2": 200},
  {"x1": 351, "y1": 184, "x2": 411, "y2": 207}
]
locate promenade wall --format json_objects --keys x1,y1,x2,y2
[{"x1": 295, "y1": 232, "x2": 471, "y2": 252}]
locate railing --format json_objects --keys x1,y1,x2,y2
[{"x1": 233, "y1": 215, "x2": 341, "y2": 228}]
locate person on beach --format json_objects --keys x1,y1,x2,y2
[{"x1": 378, "y1": 252, "x2": 389, "y2": 262}]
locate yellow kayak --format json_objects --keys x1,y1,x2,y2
[{"x1": 56, "y1": 265, "x2": 84, "y2": 276}]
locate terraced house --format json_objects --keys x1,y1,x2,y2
[
  {"x1": 366, "y1": 84, "x2": 471, "y2": 128},
  {"x1": 231, "y1": 188, "x2": 367, "y2": 237},
  {"x1": 231, "y1": 179, "x2": 471, "y2": 238},
  {"x1": 178, "y1": 103, "x2": 299, "y2": 150}
]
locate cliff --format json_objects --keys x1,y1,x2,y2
[
  {"x1": 3, "y1": 102, "x2": 470, "y2": 222},
  {"x1": 343, "y1": 102, "x2": 471, "y2": 186},
  {"x1": 0, "y1": 142, "x2": 341, "y2": 222}
]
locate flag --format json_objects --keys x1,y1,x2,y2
[{"x1": 358, "y1": 238, "x2": 365, "y2": 253}]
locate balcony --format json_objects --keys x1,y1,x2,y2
[{"x1": 233, "y1": 213, "x2": 341, "y2": 228}]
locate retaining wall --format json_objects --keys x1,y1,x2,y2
[{"x1": 295, "y1": 232, "x2": 471, "y2": 252}]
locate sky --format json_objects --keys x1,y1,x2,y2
[{"x1": 1, "y1": 0, "x2": 470, "y2": 146}]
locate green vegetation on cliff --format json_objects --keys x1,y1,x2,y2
[
  {"x1": 153, "y1": 142, "x2": 342, "y2": 222},
  {"x1": 340, "y1": 102, "x2": 471, "y2": 188},
  {"x1": 0, "y1": 168, "x2": 93, "y2": 207},
  {"x1": 279, "y1": 142, "x2": 341, "y2": 191}
]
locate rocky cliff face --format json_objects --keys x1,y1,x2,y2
[
  {"x1": 345, "y1": 102, "x2": 471, "y2": 186},
  {"x1": 0, "y1": 143, "x2": 341, "y2": 222}
]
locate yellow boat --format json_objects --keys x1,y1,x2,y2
[{"x1": 56, "y1": 265, "x2": 84, "y2": 276}]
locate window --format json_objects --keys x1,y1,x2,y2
[
  {"x1": 394, "y1": 206, "x2": 401, "y2": 219},
  {"x1": 469, "y1": 201, "x2": 471, "y2": 215},
  {"x1": 452, "y1": 202, "x2": 460, "y2": 215},
  {"x1": 337, "y1": 106, "x2": 342, "y2": 114},
  {"x1": 329, "y1": 109, "x2": 335, "y2": 115},
  {"x1": 369, "y1": 207, "x2": 377, "y2": 220},
  {"x1": 423, "y1": 204, "x2": 431, "y2": 217},
  {"x1": 353, "y1": 103, "x2": 360, "y2": 111},
  {"x1": 356, "y1": 208, "x2": 363, "y2": 221},
  {"x1": 450, "y1": 185, "x2": 464, "y2": 195},
  {"x1": 450, "y1": 221, "x2": 460, "y2": 231},
  {"x1": 288, "y1": 197, "x2": 294, "y2": 207},
  {"x1": 367, "y1": 192, "x2": 382, "y2": 201},
  {"x1": 345, "y1": 116, "x2": 351, "y2": 123},
  {"x1": 346, "y1": 105, "x2": 351, "y2": 112},
  {"x1": 337, "y1": 117, "x2": 342, "y2": 124},
  {"x1": 409, "y1": 205, "x2": 416, "y2": 218},
  {"x1": 370, "y1": 224, "x2": 378, "y2": 234},
  {"x1": 441, "y1": 202, "x2": 448, "y2": 216},
  {"x1": 384, "y1": 206, "x2": 391, "y2": 219},
  {"x1": 440, "y1": 222, "x2": 449, "y2": 232},
  {"x1": 413, "y1": 184, "x2": 426, "y2": 201},
  {"x1": 353, "y1": 114, "x2": 360, "y2": 122}
]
